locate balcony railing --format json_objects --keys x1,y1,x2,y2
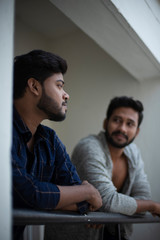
[{"x1": 13, "y1": 209, "x2": 160, "y2": 240}]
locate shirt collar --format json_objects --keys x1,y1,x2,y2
[
  {"x1": 13, "y1": 106, "x2": 32, "y2": 142},
  {"x1": 13, "y1": 106, "x2": 50, "y2": 143}
]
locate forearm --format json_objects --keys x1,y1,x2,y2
[
  {"x1": 55, "y1": 184, "x2": 86, "y2": 209},
  {"x1": 55, "y1": 181, "x2": 102, "y2": 211},
  {"x1": 60, "y1": 203, "x2": 78, "y2": 211},
  {"x1": 136, "y1": 199, "x2": 160, "y2": 215}
]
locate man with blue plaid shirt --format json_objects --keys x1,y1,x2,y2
[{"x1": 12, "y1": 50, "x2": 102, "y2": 240}]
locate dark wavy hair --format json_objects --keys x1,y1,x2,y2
[
  {"x1": 13, "y1": 49, "x2": 67, "y2": 99},
  {"x1": 106, "y1": 96, "x2": 144, "y2": 127}
]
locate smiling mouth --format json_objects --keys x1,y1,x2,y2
[
  {"x1": 115, "y1": 134, "x2": 126, "y2": 140},
  {"x1": 112, "y1": 132, "x2": 128, "y2": 141}
]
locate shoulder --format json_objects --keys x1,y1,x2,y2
[
  {"x1": 72, "y1": 132, "x2": 107, "y2": 162},
  {"x1": 75, "y1": 133, "x2": 102, "y2": 151}
]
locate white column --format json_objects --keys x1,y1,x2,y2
[{"x1": 0, "y1": 0, "x2": 14, "y2": 239}]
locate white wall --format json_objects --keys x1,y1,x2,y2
[
  {"x1": 14, "y1": 17, "x2": 51, "y2": 56},
  {"x1": 14, "y1": 18, "x2": 160, "y2": 240},
  {"x1": 0, "y1": 0, "x2": 14, "y2": 239}
]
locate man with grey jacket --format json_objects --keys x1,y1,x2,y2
[{"x1": 71, "y1": 96, "x2": 160, "y2": 240}]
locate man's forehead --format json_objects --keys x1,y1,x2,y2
[{"x1": 45, "y1": 73, "x2": 64, "y2": 84}]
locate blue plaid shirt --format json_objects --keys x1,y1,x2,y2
[{"x1": 12, "y1": 107, "x2": 88, "y2": 213}]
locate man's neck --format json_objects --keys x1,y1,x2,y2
[
  {"x1": 107, "y1": 142, "x2": 125, "y2": 162},
  {"x1": 14, "y1": 99, "x2": 43, "y2": 136}
]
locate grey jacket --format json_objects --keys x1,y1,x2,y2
[
  {"x1": 71, "y1": 131, "x2": 151, "y2": 238},
  {"x1": 44, "y1": 132, "x2": 151, "y2": 240}
]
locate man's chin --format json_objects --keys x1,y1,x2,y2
[
  {"x1": 50, "y1": 116, "x2": 66, "y2": 122},
  {"x1": 110, "y1": 138, "x2": 135, "y2": 148},
  {"x1": 48, "y1": 112, "x2": 66, "y2": 122},
  {"x1": 105, "y1": 129, "x2": 136, "y2": 149},
  {"x1": 112, "y1": 143, "x2": 128, "y2": 148},
  {"x1": 108, "y1": 138, "x2": 129, "y2": 148}
]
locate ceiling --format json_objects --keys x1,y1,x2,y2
[
  {"x1": 15, "y1": 0, "x2": 78, "y2": 39},
  {"x1": 15, "y1": 0, "x2": 160, "y2": 81}
]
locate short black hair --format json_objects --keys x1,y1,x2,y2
[
  {"x1": 13, "y1": 49, "x2": 67, "y2": 99},
  {"x1": 106, "y1": 96, "x2": 144, "y2": 127}
]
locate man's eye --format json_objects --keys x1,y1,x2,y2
[
  {"x1": 57, "y1": 84, "x2": 63, "y2": 89},
  {"x1": 127, "y1": 122, "x2": 134, "y2": 127},
  {"x1": 113, "y1": 118, "x2": 120, "y2": 123}
]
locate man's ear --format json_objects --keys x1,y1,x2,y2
[
  {"x1": 103, "y1": 118, "x2": 108, "y2": 130},
  {"x1": 27, "y1": 78, "x2": 41, "y2": 96},
  {"x1": 135, "y1": 127, "x2": 140, "y2": 137}
]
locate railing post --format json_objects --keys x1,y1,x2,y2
[{"x1": 115, "y1": 224, "x2": 121, "y2": 240}]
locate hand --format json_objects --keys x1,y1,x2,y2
[
  {"x1": 82, "y1": 180, "x2": 102, "y2": 211},
  {"x1": 150, "y1": 202, "x2": 160, "y2": 217},
  {"x1": 86, "y1": 224, "x2": 104, "y2": 229}
]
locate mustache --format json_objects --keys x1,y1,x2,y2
[
  {"x1": 62, "y1": 100, "x2": 68, "y2": 106},
  {"x1": 111, "y1": 130, "x2": 128, "y2": 141}
]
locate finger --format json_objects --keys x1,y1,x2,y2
[
  {"x1": 89, "y1": 205, "x2": 95, "y2": 211},
  {"x1": 86, "y1": 224, "x2": 91, "y2": 228},
  {"x1": 96, "y1": 224, "x2": 104, "y2": 229},
  {"x1": 86, "y1": 224, "x2": 103, "y2": 229},
  {"x1": 86, "y1": 224, "x2": 97, "y2": 229}
]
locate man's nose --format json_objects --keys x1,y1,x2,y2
[
  {"x1": 63, "y1": 91, "x2": 69, "y2": 100},
  {"x1": 119, "y1": 123, "x2": 127, "y2": 133}
]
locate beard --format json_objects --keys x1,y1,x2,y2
[
  {"x1": 105, "y1": 129, "x2": 136, "y2": 149},
  {"x1": 37, "y1": 87, "x2": 67, "y2": 122}
]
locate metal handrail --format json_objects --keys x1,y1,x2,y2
[
  {"x1": 13, "y1": 208, "x2": 160, "y2": 225},
  {"x1": 13, "y1": 209, "x2": 160, "y2": 240}
]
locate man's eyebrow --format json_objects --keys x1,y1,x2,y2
[
  {"x1": 128, "y1": 119, "x2": 136, "y2": 123},
  {"x1": 113, "y1": 115, "x2": 136, "y2": 123},
  {"x1": 56, "y1": 79, "x2": 64, "y2": 85},
  {"x1": 126, "y1": 118, "x2": 137, "y2": 124}
]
